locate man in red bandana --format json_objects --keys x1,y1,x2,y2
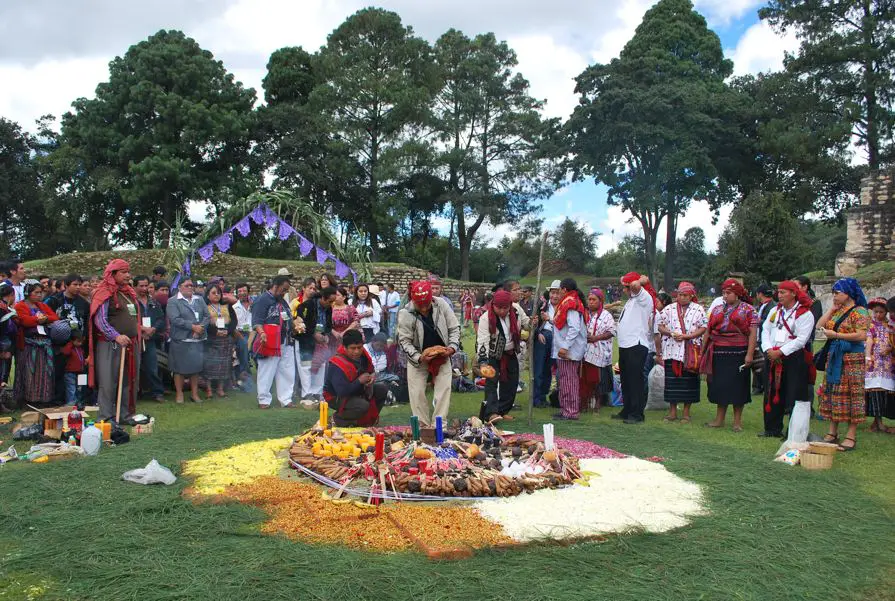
[
  {"x1": 396, "y1": 280, "x2": 461, "y2": 427},
  {"x1": 759, "y1": 280, "x2": 816, "y2": 437},
  {"x1": 89, "y1": 259, "x2": 140, "y2": 423},
  {"x1": 616, "y1": 272, "x2": 658, "y2": 423},
  {"x1": 476, "y1": 289, "x2": 530, "y2": 422}
]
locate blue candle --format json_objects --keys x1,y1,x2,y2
[{"x1": 435, "y1": 416, "x2": 443, "y2": 443}]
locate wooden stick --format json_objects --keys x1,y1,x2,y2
[
  {"x1": 528, "y1": 230, "x2": 548, "y2": 428},
  {"x1": 115, "y1": 344, "x2": 127, "y2": 423}
]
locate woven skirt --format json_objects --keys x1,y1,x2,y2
[
  {"x1": 664, "y1": 359, "x2": 700, "y2": 404},
  {"x1": 819, "y1": 353, "x2": 866, "y2": 423},
  {"x1": 707, "y1": 346, "x2": 751, "y2": 406},
  {"x1": 204, "y1": 335, "x2": 234, "y2": 381},
  {"x1": 865, "y1": 389, "x2": 890, "y2": 418}
]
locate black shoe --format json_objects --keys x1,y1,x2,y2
[
  {"x1": 611, "y1": 412, "x2": 627, "y2": 420},
  {"x1": 552, "y1": 412, "x2": 565, "y2": 419},
  {"x1": 555, "y1": 415, "x2": 579, "y2": 421},
  {"x1": 756, "y1": 431, "x2": 783, "y2": 438},
  {"x1": 623, "y1": 417, "x2": 644, "y2": 424}
]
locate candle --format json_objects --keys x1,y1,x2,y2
[
  {"x1": 374, "y1": 432, "x2": 384, "y2": 461},
  {"x1": 543, "y1": 423, "x2": 555, "y2": 451},
  {"x1": 435, "y1": 416, "x2": 443, "y2": 444},
  {"x1": 319, "y1": 401, "x2": 328, "y2": 429},
  {"x1": 410, "y1": 415, "x2": 420, "y2": 440}
]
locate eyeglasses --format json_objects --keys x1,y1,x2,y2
[{"x1": 182, "y1": 284, "x2": 194, "y2": 288}]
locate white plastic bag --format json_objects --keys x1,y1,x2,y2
[
  {"x1": 775, "y1": 401, "x2": 811, "y2": 456},
  {"x1": 645, "y1": 364, "x2": 667, "y2": 410},
  {"x1": 122, "y1": 459, "x2": 177, "y2": 485}
]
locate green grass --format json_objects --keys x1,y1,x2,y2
[
  {"x1": 855, "y1": 260, "x2": 895, "y2": 287},
  {"x1": 1, "y1": 334, "x2": 894, "y2": 600}
]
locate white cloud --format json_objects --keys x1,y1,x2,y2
[
  {"x1": 0, "y1": 57, "x2": 109, "y2": 129},
  {"x1": 729, "y1": 20, "x2": 799, "y2": 76},
  {"x1": 589, "y1": 0, "x2": 655, "y2": 64},
  {"x1": 507, "y1": 34, "x2": 587, "y2": 119},
  {"x1": 695, "y1": 0, "x2": 764, "y2": 25},
  {"x1": 596, "y1": 201, "x2": 733, "y2": 255}
]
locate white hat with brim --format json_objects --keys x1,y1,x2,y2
[
  {"x1": 277, "y1": 267, "x2": 292, "y2": 276},
  {"x1": 548, "y1": 280, "x2": 562, "y2": 290},
  {"x1": 368, "y1": 284, "x2": 380, "y2": 295}
]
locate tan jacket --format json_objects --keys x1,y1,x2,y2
[{"x1": 396, "y1": 297, "x2": 461, "y2": 367}]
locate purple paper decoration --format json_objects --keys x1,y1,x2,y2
[
  {"x1": 350, "y1": 269, "x2": 358, "y2": 285},
  {"x1": 298, "y1": 235, "x2": 314, "y2": 257},
  {"x1": 213, "y1": 233, "x2": 232, "y2": 253},
  {"x1": 198, "y1": 244, "x2": 215, "y2": 262},
  {"x1": 264, "y1": 207, "x2": 278, "y2": 228},
  {"x1": 334, "y1": 260, "x2": 349, "y2": 279},
  {"x1": 315, "y1": 246, "x2": 330, "y2": 265},
  {"x1": 235, "y1": 216, "x2": 251, "y2": 237},
  {"x1": 250, "y1": 206, "x2": 265, "y2": 224},
  {"x1": 278, "y1": 220, "x2": 296, "y2": 241},
  {"x1": 183, "y1": 257, "x2": 191, "y2": 275}
]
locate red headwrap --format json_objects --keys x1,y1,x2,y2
[
  {"x1": 722, "y1": 278, "x2": 752, "y2": 304},
  {"x1": 488, "y1": 290, "x2": 520, "y2": 353},
  {"x1": 410, "y1": 281, "x2": 433, "y2": 307},
  {"x1": 88, "y1": 259, "x2": 140, "y2": 414},
  {"x1": 621, "y1": 272, "x2": 659, "y2": 310},
  {"x1": 677, "y1": 281, "x2": 697, "y2": 296},
  {"x1": 777, "y1": 280, "x2": 812, "y2": 309},
  {"x1": 589, "y1": 288, "x2": 604, "y2": 319}
]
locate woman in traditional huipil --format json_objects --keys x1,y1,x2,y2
[
  {"x1": 657, "y1": 281, "x2": 707, "y2": 423},
  {"x1": 818, "y1": 278, "x2": 870, "y2": 451},
  {"x1": 864, "y1": 297, "x2": 893, "y2": 433},
  {"x1": 702, "y1": 279, "x2": 758, "y2": 432}
]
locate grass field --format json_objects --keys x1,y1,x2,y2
[{"x1": 1, "y1": 339, "x2": 894, "y2": 600}]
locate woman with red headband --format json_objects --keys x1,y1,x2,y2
[
  {"x1": 552, "y1": 278, "x2": 589, "y2": 420},
  {"x1": 581, "y1": 288, "x2": 616, "y2": 412},
  {"x1": 759, "y1": 280, "x2": 816, "y2": 438},
  {"x1": 702, "y1": 278, "x2": 758, "y2": 432},
  {"x1": 817, "y1": 278, "x2": 870, "y2": 451},
  {"x1": 657, "y1": 281, "x2": 707, "y2": 424}
]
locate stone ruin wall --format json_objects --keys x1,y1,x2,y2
[{"x1": 836, "y1": 170, "x2": 895, "y2": 277}]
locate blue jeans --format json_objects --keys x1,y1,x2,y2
[
  {"x1": 64, "y1": 372, "x2": 81, "y2": 405},
  {"x1": 388, "y1": 312, "x2": 398, "y2": 337},
  {"x1": 235, "y1": 334, "x2": 250, "y2": 376},
  {"x1": 532, "y1": 329, "x2": 554, "y2": 407},
  {"x1": 141, "y1": 341, "x2": 165, "y2": 397}
]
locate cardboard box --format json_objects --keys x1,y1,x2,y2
[{"x1": 21, "y1": 406, "x2": 98, "y2": 439}]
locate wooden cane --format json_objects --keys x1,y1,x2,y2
[
  {"x1": 528, "y1": 230, "x2": 548, "y2": 428},
  {"x1": 115, "y1": 343, "x2": 127, "y2": 423}
]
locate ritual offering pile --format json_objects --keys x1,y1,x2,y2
[{"x1": 288, "y1": 414, "x2": 584, "y2": 502}]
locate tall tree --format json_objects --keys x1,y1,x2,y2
[
  {"x1": 728, "y1": 72, "x2": 860, "y2": 215},
  {"x1": 761, "y1": 0, "x2": 895, "y2": 169},
  {"x1": 569, "y1": 0, "x2": 738, "y2": 288},
  {"x1": 673, "y1": 226, "x2": 707, "y2": 279},
  {"x1": 430, "y1": 30, "x2": 561, "y2": 280},
  {"x1": 255, "y1": 46, "x2": 365, "y2": 223},
  {"x1": 0, "y1": 117, "x2": 44, "y2": 257},
  {"x1": 51, "y1": 29, "x2": 257, "y2": 248},
  {"x1": 313, "y1": 8, "x2": 437, "y2": 256},
  {"x1": 552, "y1": 217, "x2": 597, "y2": 272}
]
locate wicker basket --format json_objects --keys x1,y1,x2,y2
[
  {"x1": 808, "y1": 441, "x2": 838, "y2": 456},
  {"x1": 801, "y1": 452, "x2": 833, "y2": 470}
]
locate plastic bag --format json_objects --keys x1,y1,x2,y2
[
  {"x1": 774, "y1": 448, "x2": 801, "y2": 465},
  {"x1": 609, "y1": 374, "x2": 624, "y2": 407},
  {"x1": 775, "y1": 401, "x2": 812, "y2": 456},
  {"x1": 122, "y1": 459, "x2": 176, "y2": 485},
  {"x1": 645, "y1": 364, "x2": 668, "y2": 410}
]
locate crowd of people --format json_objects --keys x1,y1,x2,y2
[{"x1": 2, "y1": 255, "x2": 893, "y2": 453}]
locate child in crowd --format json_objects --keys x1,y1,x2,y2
[{"x1": 61, "y1": 329, "x2": 88, "y2": 406}]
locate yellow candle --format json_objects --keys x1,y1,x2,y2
[{"x1": 319, "y1": 401, "x2": 329, "y2": 429}]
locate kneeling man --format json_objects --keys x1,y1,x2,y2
[{"x1": 323, "y1": 329, "x2": 388, "y2": 427}]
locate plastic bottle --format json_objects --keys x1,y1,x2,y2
[
  {"x1": 67, "y1": 407, "x2": 83, "y2": 433},
  {"x1": 81, "y1": 421, "x2": 102, "y2": 456}
]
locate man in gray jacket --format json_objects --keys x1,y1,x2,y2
[{"x1": 396, "y1": 280, "x2": 461, "y2": 427}]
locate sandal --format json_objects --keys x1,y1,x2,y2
[
  {"x1": 837, "y1": 437, "x2": 857, "y2": 452},
  {"x1": 704, "y1": 422, "x2": 723, "y2": 428},
  {"x1": 663, "y1": 416, "x2": 678, "y2": 423},
  {"x1": 680, "y1": 417, "x2": 691, "y2": 424},
  {"x1": 822, "y1": 434, "x2": 839, "y2": 444},
  {"x1": 732, "y1": 425, "x2": 743, "y2": 433}
]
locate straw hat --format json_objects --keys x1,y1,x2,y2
[{"x1": 277, "y1": 267, "x2": 292, "y2": 276}]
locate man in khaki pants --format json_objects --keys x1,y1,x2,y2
[{"x1": 397, "y1": 281, "x2": 461, "y2": 427}]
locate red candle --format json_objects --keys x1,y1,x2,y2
[{"x1": 374, "y1": 432, "x2": 385, "y2": 461}]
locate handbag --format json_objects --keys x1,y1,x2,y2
[
  {"x1": 677, "y1": 303, "x2": 701, "y2": 373},
  {"x1": 813, "y1": 306, "x2": 856, "y2": 371},
  {"x1": 252, "y1": 313, "x2": 283, "y2": 358}
]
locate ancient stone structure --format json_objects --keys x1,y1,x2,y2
[{"x1": 836, "y1": 170, "x2": 895, "y2": 276}]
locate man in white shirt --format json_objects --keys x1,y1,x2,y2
[
  {"x1": 616, "y1": 272, "x2": 657, "y2": 424},
  {"x1": 759, "y1": 280, "x2": 816, "y2": 437},
  {"x1": 6, "y1": 260, "x2": 25, "y2": 303},
  {"x1": 233, "y1": 283, "x2": 253, "y2": 378},
  {"x1": 385, "y1": 283, "x2": 401, "y2": 337}
]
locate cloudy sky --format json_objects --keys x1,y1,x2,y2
[{"x1": 0, "y1": 0, "x2": 798, "y2": 254}]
